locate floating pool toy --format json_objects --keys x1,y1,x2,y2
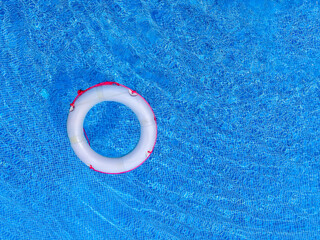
[{"x1": 67, "y1": 82, "x2": 157, "y2": 174}]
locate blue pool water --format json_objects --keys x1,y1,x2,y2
[{"x1": 1, "y1": 0, "x2": 320, "y2": 239}]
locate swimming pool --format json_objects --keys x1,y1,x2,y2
[{"x1": 1, "y1": 0, "x2": 320, "y2": 239}]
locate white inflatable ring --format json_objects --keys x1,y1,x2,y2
[{"x1": 67, "y1": 82, "x2": 157, "y2": 174}]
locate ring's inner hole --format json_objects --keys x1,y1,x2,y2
[{"x1": 84, "y1": 101, "x2": 140, "y2": 158}]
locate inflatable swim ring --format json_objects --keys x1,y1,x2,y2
[{"x1": 67, "y1": 82, "x2": 157, "y2": 174}]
